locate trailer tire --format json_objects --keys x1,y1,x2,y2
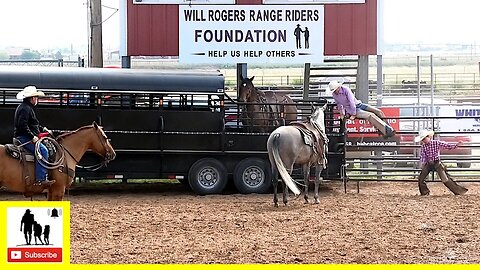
[
  {"x1": 457, "y1": 162, "x2": 471, "y2": 168},
  {"x1": 188, "y1": 158, "x2": 228, "y2": 195},
  {"x1": 233, "y1": 158, "x2": 272, "y2": 194}
]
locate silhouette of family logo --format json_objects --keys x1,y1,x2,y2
[
  {"x1": 294, "y1": 24, "x2": 310, "y2": 49},
  {"x1": 20, "y1": 209, "x2": 51, "y2": 245}
]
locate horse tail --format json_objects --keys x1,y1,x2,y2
[{"x1": 271, "y1": 133, "x2": 301, "y2": 196}]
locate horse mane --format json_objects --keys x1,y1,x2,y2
[{"x1": 56, "y1": 125, "x2": 94, "y2": 140}]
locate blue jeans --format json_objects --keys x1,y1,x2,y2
[
  {"x1": 16, "y1": 136, "x2": 48, "y2": 182},
  {"x1": 355, "y1": 103, "x2": 370, "y2": 111},
  {"x1": 354, "y1": 103, "x2": 393, "y2": 136}
]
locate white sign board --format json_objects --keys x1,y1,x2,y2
[
  {"x1": 133, "y1": 0, "x2": 235, "y2": 4},
  {"x1": 133, "y1": 0, "x2": 363, "y2": 4},
  {"x1": 439, "y1": 106, "x2": 480, "y2": 132},
  {"x1": 263, "y1": 0, "x2": 364, "y2": 4},
  {"x1": 179, "y1": 5, "x2": 324, "y2": 64}
]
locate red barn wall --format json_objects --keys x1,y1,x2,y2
[{"x1": 126, "y1": 0, "x2": 377, "y2": 56}]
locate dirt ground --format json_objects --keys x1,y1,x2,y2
[{"x1": 2, "y1": 180, "x2": 480, "y2": 264}]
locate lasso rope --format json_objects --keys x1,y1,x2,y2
[{"x1": 34, "y1": 137, "x2": 65, "y2": 170}]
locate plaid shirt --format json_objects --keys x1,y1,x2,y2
[{"x1": 420, "y1": 140, "x2": 457, "y2": 165}]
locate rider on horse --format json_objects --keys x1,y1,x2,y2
[{"x1": 14, "y1": 86, "x2": 55, "y2": 187}]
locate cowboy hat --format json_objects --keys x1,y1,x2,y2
[
  {"x1": 328, "y1": 80, "x2": 343, "y2": 91},
  {"x1": 16, "y1": 86, "x2": 45, "y2": 100},
  {"x1": 414, "y1": 129, "x2": 434, "y2": 142}
]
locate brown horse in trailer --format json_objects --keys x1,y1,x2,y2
[{"x1": 238, "y1": 76, "x2": 298, "y2": 132}]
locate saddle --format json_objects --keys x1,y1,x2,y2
[
  {"x1": 6, "y1": 139, "x2": 56, "y2": 162},
  {"x1": 5, "y1": 142, "x2": 35, "y2": 162},
  {"x1": 290, "y1": 120, "x2": 329, "y2": 168},
  {"x1": 6, "y1": 138, "x2": 58, "y2": 196}
]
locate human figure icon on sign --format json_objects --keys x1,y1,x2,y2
[
  {"x1": 33, "y1": 221, "x2": 44, "y2": 245},
  {"x1": 304, "y1": 27, "x2": 310, "y2": 49},
  {"x1": 20, "y1": 209, "x2": 34, "y2": 245},
  {"x1": 294, "y1": 24, "x2": 302, "y2": 49},
  {"x1": 44, "y1": 225, "x2": 50, "y2": 245}
]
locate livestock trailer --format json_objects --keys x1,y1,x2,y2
[{"x1": 0, "y1": 66, "x2": 346, "y2": 194}]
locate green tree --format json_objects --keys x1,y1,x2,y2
[
  {"x1": 20, "y1": 50, "x2": 41, "y2": 60},
  {"x1": 0, "y1": 51, "x2": 8, "y2": 60},
  {"x1": 54, "y1": 51, "x2": 63, "y2": 60}
]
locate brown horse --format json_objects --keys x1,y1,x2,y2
[
  {"x1": 238, "y1": 76, "x2": 297, "y2": 132},
  {"x1": 267, "y1": 105, "x2": 328, "y2": 207},
  {"x1": 0, "y1": 122, "x2": 115, "y2": 200}
]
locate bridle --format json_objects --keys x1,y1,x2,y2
[
  {"x1": 61, "y1": 126, "x2": 114, "y2": 171},
  {"x1": 239, "y1": 81, "x2": 253, "y2": 103},
  {"x1": 95, "y1": 128, "x2": 115, "y2": 163}
]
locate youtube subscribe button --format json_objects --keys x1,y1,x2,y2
[{"x1": 8, "y1": 248, "x2": 62, "y2": 263}]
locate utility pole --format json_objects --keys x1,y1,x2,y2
[{"x1": 89, "y1": 0, "x2": 103, "y2": 67}]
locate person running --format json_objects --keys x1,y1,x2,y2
[{"x1": 415, "y1": 129, "x2": 468, "y2": 196}]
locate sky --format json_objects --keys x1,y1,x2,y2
[
  {"x1": 382, "y1": 0, "x2": 480, "y2": 45},
  {"x1": 0, "y1": 0, "x2": 120, "y2": 52},
  {"x1": 1, "y1": 0, "x2": 480, "y2": 53}
]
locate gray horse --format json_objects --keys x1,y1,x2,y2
[{"x1": 267, "y1": 105, "x2": 328, "y2": 207}]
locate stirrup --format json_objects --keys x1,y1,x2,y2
[{"x1": 33, "y1": 179, "x2": 56, "y2": 186}]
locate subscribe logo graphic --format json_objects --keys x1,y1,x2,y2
[
  {"x1": 10, "y1": 251, "x2": 21, "y2": 260},
  {"x1": 6, "y1": 207, "x2": 64, "y2": 263}
]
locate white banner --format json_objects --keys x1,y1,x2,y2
[
  {"x1": 439, "y1": 106, "x2": 480, "y2": 132},
  {"x1": 179, "y1": 5, "x2": 324, "y2": 64},
  {"x1": 133, "y1": 0, "x2": 235, "y2": 4}
]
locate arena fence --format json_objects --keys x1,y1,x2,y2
[{"x1": 345, "y1": 106, "x2": 480, "y2": 193}]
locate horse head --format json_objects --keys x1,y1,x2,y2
[
  {"x1": 91, "y1": 122, "x2": 116, "y2": 163},
  {"x1": 238, "y1": 76, "x2": 256, "y2": 103},
  {"x1": 310, "y1": 103, "x2": 327, "y2": 128}
]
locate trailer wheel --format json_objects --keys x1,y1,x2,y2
[
  {"x1": 233, "y1": 158, "x2": 272, "y2": 194},
  {"x1": 188, "y1": 158, "x2": 228, "y2": 195},
  {"x1": 458, "y1": 162, "x2": 471, "y2": 168}
]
